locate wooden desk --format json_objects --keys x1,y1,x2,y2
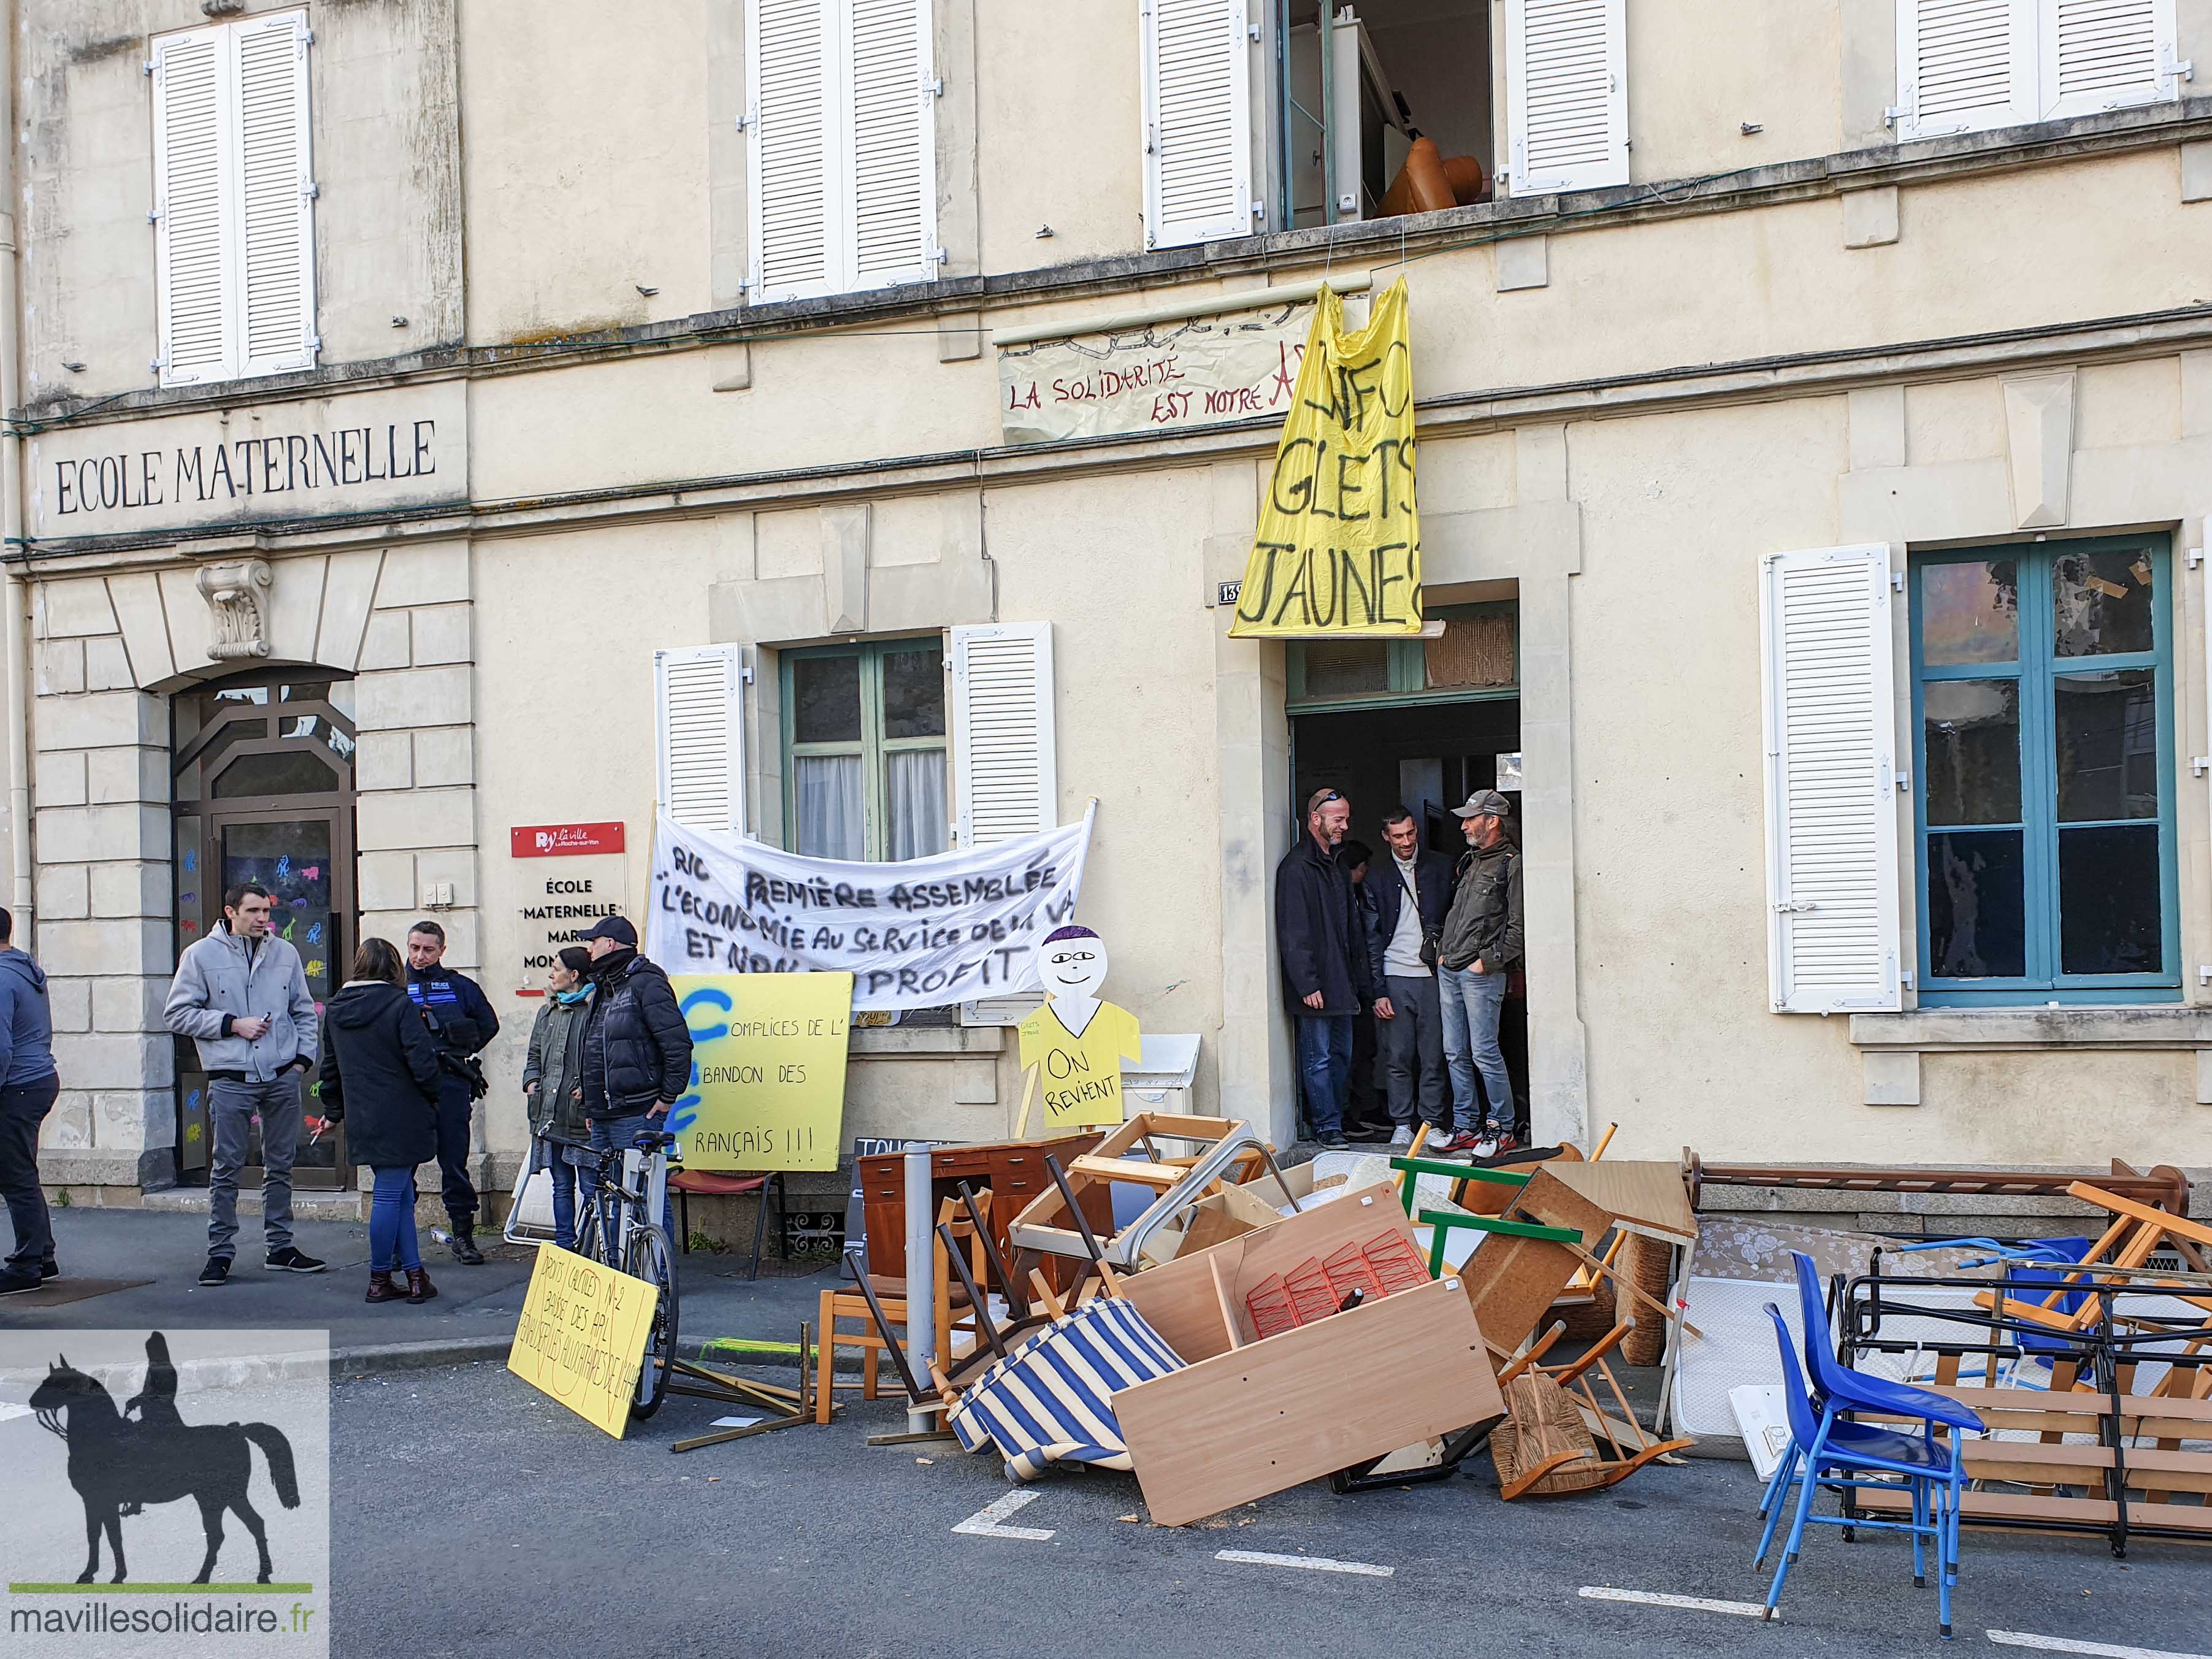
[{"x1": 859, "y1": 1133, "x2": 1110, "y2": 1280}]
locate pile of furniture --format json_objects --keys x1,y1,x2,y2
[{"x1": 821, "y1": 1114, "x2": 1702, "y2": 1524}]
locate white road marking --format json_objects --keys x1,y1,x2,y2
[
  {"x1": 1215, "y1": 1550, "x2": 1395, "y2": 1578},
  {"x1": 1578, "y1": 1587, "x2": 1774, "y2": 1620},
  {"x1": 1989, "y1": 1632, "x2": 2211, "y2": 1659},
  {"x1": 951, "y1": 1489, "x2": 1054, "y2": 1541}
]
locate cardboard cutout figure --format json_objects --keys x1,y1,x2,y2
[{"x1": 1016, "y1": 925, "x2": 1142, "y2": 1132}]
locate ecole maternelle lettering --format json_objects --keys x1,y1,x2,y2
[{"x1": 50, "y1": 419, "x2": 438, "y2": 517}]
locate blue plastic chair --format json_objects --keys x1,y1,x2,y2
[{"x1": 1753, "y1": 1252, "x2": 1984, "y2": 1638}]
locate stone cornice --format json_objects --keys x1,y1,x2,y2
[{"x1": 15, "y1": 96, "x2": 2212, "y2": 438}]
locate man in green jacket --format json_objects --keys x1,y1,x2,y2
[
  {"x1": 1434, "y1": 791, "x2": 1523, "y2": 1158},
  {"x1": 521, "y1": 946, "x2": 595, "y2": 1251}
]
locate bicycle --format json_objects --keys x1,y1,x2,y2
[{"x1": 573, "y1": 1128, "x2": 681, "y2": 1420}]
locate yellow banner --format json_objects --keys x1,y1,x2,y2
[
  {"x1": 507, "y1": 1242, "x2": 661, "y2": 1438},
  {"x1": 1228, "y1": 278, "x2": 1422, "y2": 638},
  {"x1": 668, "y1": 971, "x2": 854, "y2": 1172}
]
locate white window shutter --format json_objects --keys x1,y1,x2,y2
[
  {"x1": 153, "y1": 26, "x2": 231, "y2": 388},
  {"x1": 656, "y1": 646, "x2": 747, "y2": 836},
  {"x1": 951, "y1": 623, "x2": 1057, "y2": 1025},
  {"x1": 1139, "y1": 0, "x2": 1252, "y2": 250},
  {"x1": 1503, "y1": 0, "x2": 1628, "y2": 196},
  {"x1": 749, "y1": 0, "x2": 838, "y2": 302},
  {"x1": 1896, "y1": 0, "x2": 2033, "y2": 139},
  {"x1": 2038, "y1": 0, "x2": 2177, "y2": 118},
  {"x1": 845, "y1": 0, "x2": 936, "y2": 288},
  {"x1": 1758, "y1": 546, "x2": 1903, "y2": 1016},
  {"x1": 234, "y1": 10, "x2": 316, "y2": 377}
]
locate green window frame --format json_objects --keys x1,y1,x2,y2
[
  {"x1": 1910, "y1": 535, "x2": 2179, "y2": 1006},
  {"x1": 779, "y1": 637, "x2": 949, "y2": 861},
  {"x1": 1285, "y1": 600, "x2": 1518, "y2": 712}
]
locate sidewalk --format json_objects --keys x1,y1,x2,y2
[{"x1": 0, "y1": 1201, "x2": 840, "y2": 1373}]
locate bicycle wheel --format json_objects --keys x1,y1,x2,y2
[{"x1": 625, "y1": 1224, "x2": 679, "y2": 1420}]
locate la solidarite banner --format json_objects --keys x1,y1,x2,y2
[{"x1": 646, "y1": 805, "x2": 1096, "y2": 1011}]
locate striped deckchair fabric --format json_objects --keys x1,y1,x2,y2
[{"x1": 947, "y1": 1296, "x2": 1187, "y2": 1481}]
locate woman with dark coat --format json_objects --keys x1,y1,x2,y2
[{"x1": 319, "y1": 937, "x2": 442, "y2": 1305}]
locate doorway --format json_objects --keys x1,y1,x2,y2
[
  {"x1": 170, "y1": 671, "x2": 358, "y2": 1189},
  {"x1": 1286, "y1": 610, "x2": 1527, "y2": 1136}
]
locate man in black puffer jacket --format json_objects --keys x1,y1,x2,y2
[{"x1": 575, "y1": 916, "x2": 692, "y2": 1249}]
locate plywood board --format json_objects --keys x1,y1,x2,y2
[
  {"x1": 1116, "y1": 1275, "x2": 1504, "y2": 1526},
  {"x1": 1118, "y1": 1182, "x2": 1412, "y2": 1364},
  {"x1": 1458, "y1": 1232, "x2": 1583, "y2": 1357},
  {"x1": 1510, "y1": 1168, "x2": 1615, "y2": 1246},
  {"x1": 1543, "y1": 1161, "x2": 1697, "y2": 1243}
]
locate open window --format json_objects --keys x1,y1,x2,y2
[{"x1": 1274, "y1": 1, "x2": 1495, "y2": 229}]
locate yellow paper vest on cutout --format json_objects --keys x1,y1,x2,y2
[
  {"x1": 1018, "y1": 1000, "x2": 1143, "y2": 1130},
  {"x1": 507, "y1": 1242, "x2": 660, "y2": 1438},
  {"x1": 1228, "y1": 278, "x2": 1422, "y2": 638},
  {"x1": 671, "y1": 971, "x2": 853, "y2": 1172}
]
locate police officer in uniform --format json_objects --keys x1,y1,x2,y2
[{"x1": 404, "y1": 920, "x2": 500, "y2": 1264}]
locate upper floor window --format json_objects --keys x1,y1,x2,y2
[
  {"x1": 747, "y1": 0, "x2": 939, "y2": 304},
  {"x1": 1896, "y1": 0, "x2": 2187, "y2": 143},
  {"x1": 151, "y1": 9, "x2": 318, "y2": 388},
  {"x1": 1911, "y1": 538, "x2": 2179, "y2": 1004}
]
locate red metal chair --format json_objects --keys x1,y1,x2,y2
[{"x1": 668, "y1": 1168, "x2": 788, "y2": 1280}]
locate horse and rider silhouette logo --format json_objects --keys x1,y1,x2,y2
[{"x1": 25, "y1": 1333, "x2": 300, "y2": 1585}]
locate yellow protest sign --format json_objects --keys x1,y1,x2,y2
[
  {"x1": 1018, "y1": 999, "x2": 1143, "y2": 1130},
  {"x1": 507, "y1": 1242, "x2": 660, "y2": 1438},
  {"x1": 668, "y1": 971, "x2": 854, "y2": 1171},
  {"x1": 1228, "y1": 278, "x2": 1422, "y2": 637}
]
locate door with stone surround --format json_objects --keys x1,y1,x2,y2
[{"x1": 171, "y1": 672, "x2": 358, "y2": 1189}]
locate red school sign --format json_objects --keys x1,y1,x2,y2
[{"x1": 511, "y1": 822, "x2": 626, "y2": 859}]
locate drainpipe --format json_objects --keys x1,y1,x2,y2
[{"x1": 0, "y1": 0, "x2": 33, "y2": 927}]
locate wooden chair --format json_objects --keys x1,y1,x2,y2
[
  {"x1": 813, "y1": 1193, "x2": 997, "y2": 1426},
  {"x1": 669, "y1": 1168, "x2": 787, "y2": 1280}
]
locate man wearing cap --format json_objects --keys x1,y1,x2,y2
[
  {"x1": 1274, "y1": 788, "x2": 1373, "y2": 1151},
  {"x1": 405, "y1": 920, "x2": 500, "y2": 1264},
  {"x1": 1434, "y1": 790, "x2": 1523, "y2": 1158},
  {"x1": 577, "y1": 916, "x2": 692, "y2": 1247}
]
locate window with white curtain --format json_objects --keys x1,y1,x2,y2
[{"x1": 782, "y1": 638, "x2": 949, "y2": 861}]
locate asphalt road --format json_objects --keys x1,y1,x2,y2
[{"x1": 332, "y1": 1362, "x2": 2211, "y2": 1659}]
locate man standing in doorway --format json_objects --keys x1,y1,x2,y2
[
  {"x1": 1274, "y1": 788, "x2": 1372, "y2": 1151},
  {"x1": 1435, "y1": 790, "x2": 1524, "y2": 1158},
  {"x1": 165, "y1": 883, "x2": 324, "y2": 1285},
  {"x1": 1366, "y1": 807, "x2": 1455, "y2": 1149},
  {"x1": 405, "y1": 921, "x2": 500, "y2": 1265}
]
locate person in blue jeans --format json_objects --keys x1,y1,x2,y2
[
  {"x1": 1273, "y1": 788, "x2": 1372, "y2": 1150},
  {"x1": 1435, "y1": 790, "x2": 1524, "y2": 1158},
  {"x1": 576, "y1": 917, "x2": 693, "y2": 1254},
  {"x1": 318, "y1": 938, "x2": 442, "y2": 1305},
  {"x1": 521, "y1": 947, "x2": 595, "y2": 1252},
  {"x1": 0, "y1": 909, "x2": 59, "y2": 1297}
]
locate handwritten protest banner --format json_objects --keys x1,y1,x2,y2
[
  {"x1": 507, "y1": 1243, "x2": 660, "y2": 1438},
  {"x1": 998, "y1": 297, "x2": 1318, "y2": 445},
  {"x1": 646, "y1": 803, "x2": 1095, "y2": 1011},
  {"x1": 1228, "y1": 278, "x2": 1423, "y2": 638},
  {"x1": 668, "y1": 971, "x2": 852, "y2": 1171}
]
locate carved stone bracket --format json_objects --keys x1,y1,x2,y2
[{"x1": 196, "y1": 558, "x2": 274, "y2": 661}]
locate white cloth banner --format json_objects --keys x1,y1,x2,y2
[
  {"x1": 997, "y1": 299, "x2": 1315, "y2": 445},
  {"x1": 647, "y1": 805, "x2": 1096, "y2": 1011}
]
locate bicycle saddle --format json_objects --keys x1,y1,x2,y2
[{"x1": 630, "y1": 1129, "x2": 681, "y2": 1153}]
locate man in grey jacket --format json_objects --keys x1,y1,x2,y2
[{"x1": 164, "y1": 882, "x2": 324, "y2": 1285}]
